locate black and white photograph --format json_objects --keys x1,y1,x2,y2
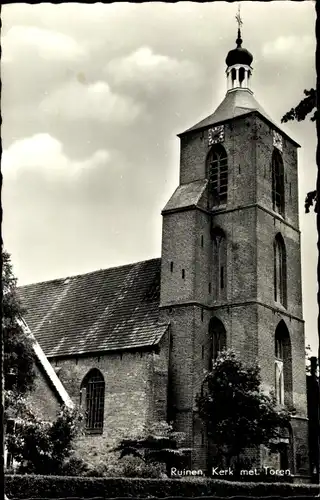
[{"x1": 1, "y1": 2, "x2": 319, "y2": 498}]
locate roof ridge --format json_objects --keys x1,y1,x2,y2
[{"x1": 18, "y1": 257, "x2": 161, "y2": 289}]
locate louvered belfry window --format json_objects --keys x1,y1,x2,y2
[
  {"x1": 81, "y1": 369, "x2": 105, "y2": 433},
  {"x1": 207, "y1": 145, "x2": 228, "y2": 206}
]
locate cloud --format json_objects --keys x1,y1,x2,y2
[
  {"x1": 262, "y1": 35, "x2": 314, "y2": 58},
  {"x1": 2, "y1": 134, "x2": 110, "y2": 179},
  {"x1": 106, "y1": 46, "x2": 203, "y2": 95},
  {"x1": 38, "y1": 80, "x2": 142, "y2": 124},
  {"x1": 2, "y1": 25, "x2": 87, "y2": 63}
]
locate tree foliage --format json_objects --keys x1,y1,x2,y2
[
  {"x1": 112, "y1": 421, "x2": 191, "y2": 475},
  {"x1": 196, "y1": 350, "x2": 291, "y2": 468},
  {"x1": 281, "y1": 89, "x2": 318, "y2": 213},
  {"x1": 2, "y1": 250, "x2": 83, "y2": 475},
  {"x1": 2, "y1": 250, "x2": 36, "y2": 401},
  {"x1": 6, "y1": 404, "x2": 83, "y2": 475},
  {"x1": 281, "y1": 88, "x2": 317, "y2": 124}
]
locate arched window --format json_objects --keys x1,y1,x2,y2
[
  {"x1": 208, "y1": 318, "x2": 227, "y2": 371},
  {"x1": 274, "y1": 321, "x2": 292, "y2": 407},
  {"x1": 275, "y1": 335, "x2": 285, "y2": 405},
  {"x1": 239, "y1": 67, "x2": 245, "y2": 85},
  {"x1": 211, "y1": 227, "x2": 227, "y2": 301},
  {"x1": 274, "y1": 233, "x2": 287, "y2": 307},
  {"x1": 80, "y1": 369, "x2": 105, "y2": 433},
  {"x1": 207, "y1": 145, "x2": 228, "y2": 207},
  {"x1": 272, "y1": 149, "x2": 285, "y2": 216}
]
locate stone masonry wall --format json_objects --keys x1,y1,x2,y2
[{"x1": 48, "y1": 345, "x2": 168, "y2": 467}]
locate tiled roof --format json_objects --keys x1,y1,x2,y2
[
  {"x1": 162, "y1": 179, "x2": 207, "y2": 213},
  {"x1": 180, "y1": 89, "x2": 300, "y2": 147},
  {"x1": 18, "y1": 258, "x2": 168, "y2": 358}
]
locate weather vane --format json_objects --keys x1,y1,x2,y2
[
  {"x1": 235, "y1": 4, "x2": 243, "y2": 30},
  {"x1": 235, "y1": 4, "x2": 243, "y2": 46}
]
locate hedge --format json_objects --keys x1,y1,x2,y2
[
  {"x1": 6, "y1": 498, "x2": 317, "y2": 500},
  {"x1": 4, "y1": 475, "x2": 319, "y2": 499}
]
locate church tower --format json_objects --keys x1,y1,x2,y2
[{"x1": 160, "y1": 21, "x2": 310, "y2": 477}]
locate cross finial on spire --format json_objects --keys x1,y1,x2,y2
[{"x1": 235, "y1": 4, "x2": 243, "y2": 47}]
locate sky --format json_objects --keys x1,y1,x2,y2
[{"x1": 1, "y1": 2, "x2": 318, "y2": 354}]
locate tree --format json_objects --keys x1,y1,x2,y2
[
  {"x1": 112, "y1": 421, "x2": 191, "y2": 476},
  {"x1": 196, "y1": 350, "x2": 291, "y2": 472},
  {"x1": 281, "y1": 89, "x2": 317, "y2": 213},
  {"x1": 2, "y1": 250, "x2": 83, "y2": 476},
  {"x1": 6, "y1": 404, "x2": 83, "y2": 475},
  {"x1": 1, "y1": 250, "x2": 37, "y2": 486},
  {"x1": 2, "y1": 251, "x2": 36, "y2": 405}
]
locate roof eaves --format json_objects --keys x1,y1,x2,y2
[
  {"x1": 177, "y1": 110, "x2": 300, "y2": 148},
  {"x1": 46, "y1": 325, "x2": 170, "y2": 359},
  {"x1": 252, "y1": 111, "x2": 301, "y2": 148},
  {"x1": 177, "y1": 110, "x2": 256, "y2": 137},
  {"x1": 162, "y1": 203, "x2": 197, "y2": 215}
]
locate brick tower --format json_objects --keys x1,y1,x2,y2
[{"x1": 159, "y1": 25, "x2": 310, "y2": 479}]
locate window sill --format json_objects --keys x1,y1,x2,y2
[
  {"x1": 274, "y1": 301, "x2": 287, "y2": 311},
  {"x1": 211, "y1": 204, "x2": 227, "y2": 213},
  {"x1": 85, "y1": 428, "x2": 103, "y2": 435},
  {"x1": 271, "y1": 209, "x2": 285, "y2": 220}
]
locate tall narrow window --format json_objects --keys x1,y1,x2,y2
[
  {"x1": 275, "y1": 337, "x2": 285, "y2": 405},
  {"x1": 272, "y1": 149, "x2": 285, "y2": 216},
  {"x1": 212, "y1": 227, "x2": 227, "y2": 301},
  {"x1": 274, "y1": 233, "x2": 287, "y2": 307},
  {"x1": 274, "y1": 321, "x2": 292, "y2": 407},
  {"x1": 220, "y1": 266, "x2": 225, "y2": 289},
  {"x1": 208, "y1": 317, "x2": 227, "y2": 371},
  {"x1": 207, "y1": 145, "x2": 228, "y2": 207},
  {"x1": 80, "y1": 369, "x2": 105, "y2": 433}
]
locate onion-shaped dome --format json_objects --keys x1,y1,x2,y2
[{"x1": 225, "y1": 31, "x2": 253, "y2": 67}]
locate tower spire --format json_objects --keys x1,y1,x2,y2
[
  {"x1": 235, "y1": 4, "x2": 243, "y2": 47},
  {"x1": 225, "y1": 6, "x2": 253, "y2": 92}
]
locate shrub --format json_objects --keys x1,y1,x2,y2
[
  {"x1": 5, "y1": 474, "x2": 319, "y2": 499},
  {"x1": 7, "y1": 406, "x2": 83, "y2": 475},
  {"x1": 112, "y1": 421, "x2": 190, "y2": 476}
]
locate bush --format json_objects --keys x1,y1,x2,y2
[{"x1": 5, "y1": 474, "x2": 319, "y2": 499}]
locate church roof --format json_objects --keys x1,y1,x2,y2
[
  {"x1": 18, "y1": 258, "x2": 168, "y2": 358},
  {"x1": 162, "y1": 179, "x2": 207, "y2": 213},
  {"x1": 180, "y1": 89, "x2": 300, "y2": 147}
]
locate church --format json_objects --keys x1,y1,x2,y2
[{"x1": 18, "y1": 25, "x2": 310, "y2": 480}]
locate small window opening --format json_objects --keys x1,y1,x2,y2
[
  {"x1": 220, "y1": 266, "x2": 225, "y2": 289},
  {"x1": 209, "y1": 282, "x2": 212, "y2": 294},
  {"x1": 182, "y1": 269, "x2": 185, "y2": 279},
  {"x1": 201, "y1": 431, "x2": 205, "y2": 446},
  {"x1": 201, "y1": 235, "x2": 204, "y2": 247},
  {"x1": 170, "y1": 261, "x2": 173, "y2": 272}
]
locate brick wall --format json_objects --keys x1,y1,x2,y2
[
  {"x1": 44, "y1": 341, "x2": 169, "y2": 467},
  {"x1": 26, "y1": 362, "x2": 61, "y2": 421},
  {"x1": 161, "y1": 111, "x2": 309, "y2": 474}
]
